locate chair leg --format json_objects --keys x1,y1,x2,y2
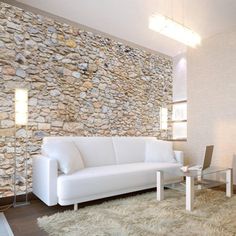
[{"x1": 74, "y1": 203, "x2": 78, "y2": 211}]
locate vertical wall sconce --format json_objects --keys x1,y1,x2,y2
[
  {"x1": 14, "y1": 88, "x2": 30, "y2": 207},
  {"x1": 160, "y1": 107, "x2": 168, "y2": 130},
  {"x1": 15, "y1": 88, "x2": 28, "y2": 125}
]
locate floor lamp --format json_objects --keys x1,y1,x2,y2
[{"x1": 13, "y1": 88, "x2": 30, "y2": 207}]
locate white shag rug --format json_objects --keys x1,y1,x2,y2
[{"x1": 38, "y1": 189, "x2": 236, "y2": 236}]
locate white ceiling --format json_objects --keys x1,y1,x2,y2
[{"x1": 15, "y1": 0, "x2": 236, "y2": 57}]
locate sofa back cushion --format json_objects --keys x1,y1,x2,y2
[
  {"x1": 145, "y1": 140, "x2": 176, "y2": 163},
  {"x1": 42, "y1": 137, "x2": 117, "y2": 168},
  {"x1": 73, "y1": 137, "x2": 116, "y2": 167},
  {"x1": 42, "y1": 137, "x2": 174, "y2": 168},
  {"x1": 42, "y1": 140, "x2": 84, "y2": 174},
  {"x1": 112, "y1": 137, "x2": 156, "y2": 164}
]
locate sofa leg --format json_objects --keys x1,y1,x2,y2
[{"x1": 74, "y1": 204, "x2": 78, "y2": 211}]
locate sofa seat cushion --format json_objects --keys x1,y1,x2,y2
[{"x1": 57, "y1": 162, "x2": 181, "y2": 201}]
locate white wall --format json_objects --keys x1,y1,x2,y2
[
  {"x1": 173, "y1": 53, "x2": 187, "y2": 102},
  {"x1": 173, "y1": 53, "x2": 188, "y2": 150},
  {"x1": 186, "y1": 30, "x2": 236, "y2": 183}
]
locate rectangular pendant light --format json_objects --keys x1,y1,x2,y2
[{"x1": 149, "y1": 14, "x2": 201, "y2": 48}]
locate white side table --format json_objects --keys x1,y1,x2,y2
[{"x1": 156, "y1": 167, "x2": 233, "y2": 211}]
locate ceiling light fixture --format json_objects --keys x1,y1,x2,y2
[{"x1": 149, "y1": 14, "x2": 201, "y2": 48}]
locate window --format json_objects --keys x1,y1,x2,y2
[{"x1": 172, "y1": 100, "x2": 187, "y2": 140}]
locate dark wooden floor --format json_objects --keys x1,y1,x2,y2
[
  {"x1": 4, "y1": 199, "x2": 71, "y2": 236},
  {"x1": 3, "y1": 188, "x2": 155, "y2": 236},
  {"x1": 3, "y1": 186, "x2": 236, "y2": 236}
]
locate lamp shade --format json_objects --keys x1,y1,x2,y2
[{"x1": 15, "y1": 88, "x2": 28, "y2": 125}]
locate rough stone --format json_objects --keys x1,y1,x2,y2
[
  {"x1": 35, "y1": 117, "x2": 45, "y2": 123},
  {"x1": 80, "y1": 92, "x2": 87, "y2": 99},
  {"x1": 93, "y1": 102, "x2": 102, "y2": 109},
  {"x1": 0, "y1": 112, "x2": 8, "y2": 120},
  {"x1": 66, "y1": 39, "x2": 77, "y2": 48},
  {"x1": 0, "y1": 128, "x2": 14, "y2": 136},
  {"x1": 0, "y1": 41, "x2": 4, "y2": 47},
  {"x1": 34, "y1": 131, "x2": 48, "y2": 138},
  {"x1": 88, "y1": 63, "x2": 98, "y2": 72},
  {"x1": 2, "y1": 65, "x2": 15, "y2": 75},
  {"x1": 48, "y1": 26, "x2": 56, "y2": 33},
  {"x1": 1, "y1": 120, "x2": 14, "y2": 128},
  {"x1": 78, "y1": 63, "x2": 88, "y2": 71},
  {"x1": 7, "y1": 22, "x2": 22, "y2": 31},
  {"x1": 29, "y1": 98, "x2": 38, "y2": 106},
  {"x1": 0, "y1": 2, "x2": 172, "y2": 198},
  {"x1": 28, "y1": 27, "x2": 39, "y2": 34},
  {"x1": 98, "y1": 83, "x2": 107, "y2": 90},
  {"x1": 14, "y1": 34, "x2": 24, "y2": 43},
  {"x1": 50, "y1": 89, "x2": 61, "y2": 96},
  {"x1": 16, "y1": 68, "x2": 26, "y2": 78},
  {"x1": 83, "y1": 81, "x2": 93, "y2": 89},
  {"x1": 16, "y1": 128, "x2": 27, "y2": 138},
  {"x1": 51, "y1": 121, "x2": 63, "y2": 127},
  {"x1": 72, "y1": 71, "x2": 81, "y2": 79},
  {"x1": 15, "y1": 53, "x2": 26, "y2": 64},
  {"x1": 38, "y1": 123, "x2": 51, "y2": 130},
  {"x1": 63, "y1": 68, "x2": 72, "y2": 76}
]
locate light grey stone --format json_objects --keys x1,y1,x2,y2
[
  {"x1": 38, "y1": 123, "x2": 51, "y2": 130},
  {"x1": 102, "y1": 106, "x2": 109, "y2": 113},
  {"x1": 78, "y1": 63, "x2": 88, "y2": 70},
  {"x1": 52, "y1": 54, "x2": 63, "y2": 61},
  {"x1": 72, "y1": 71, "x2": 81, "y2": 79},
  {"x1": 51, "y1": 121, "x2": 63, "y2": 127},
  {"x1": 7, "y1": 22, "x2": 22, "y2": 31},
  {"x1": 48, "y1": 26, "x2": 56, "y2": 33},
  {"x1": 91, "y1": 88, "x2": 99, "y2": 96},
  {"x1": 80, "y1": 92, "x2": 86, "y2": 99},
  {"x1": 15, "y1": 53, "x2": 26, "y2": 64},
  {"x1": 14, "y1": 34, "x2": 24, "y2": 43},
  {"x1": 35, "y1": 117, "x2": 45, "y2": 123},
  {"x1": 50, "y1": 89, "x2": 60, "y2": 96},
  {"x1": 34, "y1": 131, "x2": 48, "y2": 138},
  {"x1": 28, "y1": 27, "x2": 39, "y2": 34},
  {"x1": 16, "y1": 128, "x2": 27, "y2": 138},
  {"x1": 29, "y1": 98, "x2": 37, "y2": 106},
  {"x1": 16, "y1": 68, "x2": 26, "y2": 78},
  {"x1": 0, "y1": 40, "x2": 4, "y2": 47},
  {"x1": 1, "y1": 120, "x2": 14, "y2": 128}
]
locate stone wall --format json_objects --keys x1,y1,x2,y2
[{"x1": 0, "y1": 2, "x2": 172, "y2": 197}]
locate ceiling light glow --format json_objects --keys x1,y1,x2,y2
[{"x1": 149, "y1": 14, "x2": 201, "y2": 48}]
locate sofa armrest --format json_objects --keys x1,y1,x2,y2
[
  {"x1": 174, "y1": 151, "x2": 184, "y2": 165},
  {"x1": 33, "y1": 155, "x2": 58, "y2": 206}
]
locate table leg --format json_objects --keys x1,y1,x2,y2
[
  {"x1": 157, "y1": 171, "x2": 164, "y2": 201},
  {"x1": 74, "y1": 203, "x2": 78, "y2": 211},
  {"x1": 186, "y1": 176, "x2": 194, "y2": 211},
  {"x1": 226, "y1": 169, "x2": 233, "y2": 197}
]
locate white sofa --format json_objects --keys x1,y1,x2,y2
[{"x1": 33, "y1": 137, "x2": 183, "y2": 207}]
